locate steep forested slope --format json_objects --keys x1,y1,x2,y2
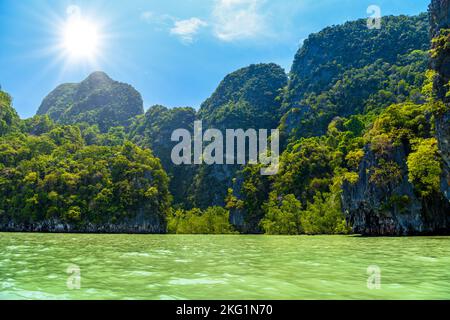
[
  {"x1": 129, "y1": 105, "x2": 197, "y2": 205},
  {"x1": 37, "y1": 71, "x2": 144, "y2": 132},
  {"x1": 281, "y1": 14, "x2": 429, "y2": 140},
  {"x1": 285, "y1": 14, "x2": 429, "y2": 108},
  {"x1": 1, "y1": 90, "x2": 170, "y2": 233},
  {"x1": 129, "y1": 63, "x2": 288, "y2": 209},
  {"x1": 190, "y1": 64, "x2": 287, "y2": 209},
  {"x1": 199, "y1": 63, "x2": 288, "y2": 130},
  {"x1": 281, "y1": 51, "x2": 429, "y2": 140}
]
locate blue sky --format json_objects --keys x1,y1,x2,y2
[{"x1": 0, "y1": 0, "x2": 430, "y2": 118}]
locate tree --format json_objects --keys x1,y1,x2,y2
[
  {"x1": 167, "y1": 206, "x2": 236, "y2": 234},
  {"x1": 301, "y1": 192, "x2": 349, "y2": 235},
  {"x1": 407, "y1": 138, "x2": 442, "y2": 197},
  {"x1": 260, "y1": 193, "x2": 302, "y2": 235}
]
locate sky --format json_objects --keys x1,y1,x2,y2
[{"x1": 0, "y1": 0, "x2": 430, "y2": 118}]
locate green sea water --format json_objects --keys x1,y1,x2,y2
[{"x1": 0, "y1": 233, "x2": 449, "y2": 300}]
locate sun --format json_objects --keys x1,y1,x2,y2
[{"x1": 62, "y1": 17, "x2": 100, "y2": 59}]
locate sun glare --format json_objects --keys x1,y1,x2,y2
[{"x1": 62, "y1": 18, "x2": 100, "y2": 59}]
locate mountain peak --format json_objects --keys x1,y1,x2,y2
[
  {"x1": 198, "y1": 63, "x2": 287, "y2": 130},
  {"x1": 37, "y1": 72, "x2": 144, "y2": 132},
  {"x1": 85, "y1": 71, "x2": 112, "y2": 82}
]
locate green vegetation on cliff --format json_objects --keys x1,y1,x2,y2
[
  {"x1": 224, "y1": 12, "x2": 450, "y2": 235},
  {"x1": 1, "y1": 92, "x2": 170, "y2": 232},
  {"x1": 37, "y1": 71, "x2": 144, "y2": 132},
  {"x1": 199, "y1": 63, "x2": 288, "y2": 130},
  {"x1": 0, "y1": 89, "x2": 19, "y2": 136},
  {"x1": 129, "y1": 105, "x2": 197, "y2": 206},
  {"x1": 1, "y1": 8, "x2": 449, "y2": 235},
  {"x1": 284, "y1": 14, "x2": 429, "y2": 110}
]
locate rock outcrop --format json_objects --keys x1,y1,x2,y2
[
  {"x1": 0, "y1": 215, "x2": 166, "y2": 234},
  {"x1": 342, "y1": 143, "x2": 450, "y2": 235},
  {"x1": 436, "y1": 111, "x2": 450, "y2": 201}
]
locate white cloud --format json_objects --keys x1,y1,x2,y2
[
  {"x1": 212, "y1": 0, "x2": 267, "y2": 42},
  {"x1": 140, "y1": 11, "x2": 154, "y2": 23},
  {"x1": 170, "y1": 18, "x2": 208, "y2": 44},
  {"x1": 140, "y1": 0, "x2": 273, "y2": 44},
  {"x1": 140, "y1": 11, "x2": 174, "y2": 26}
]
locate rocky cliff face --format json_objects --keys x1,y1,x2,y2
[
  {"x1": 436, "y1": 112, "x2": 450, "y2": 201},
  {"x1": 430, "y1": 0, "x2": 450, "y2": 33},
  {"x1": 286, "y1": 14, "x2": 429, "y2": 103},
  {"x1": 342, "y1": 143, "x2": 450, "y2": 235},
  {"x1": 342, "y1": 0, "x2": 450, "y2": 235},
  {"x1": 37, "y1": 71, "x2": 144, "y2": 132},
  {"x1": 0, "y1": 215, "x2": 166, "y2": 234},
  {"x1": 188, "y1": 64, "x2": 287, "y2": 209},
  {"x1": 129, "y1": 105, "x2": 198, "y2": 206},
  {"x1": 431, "y1": 0, "x2": 450, "y2": 203}
]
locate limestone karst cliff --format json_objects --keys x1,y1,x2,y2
[{"x1": 341, "y1": 0, "x2": 450, "y2": 235}]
